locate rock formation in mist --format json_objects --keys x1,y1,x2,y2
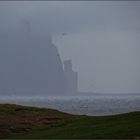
[
  {"x1": 64, "y1": 60, "x2": 78, "y2": 93},
  {"x1": 0, "y1": 20, "x2": 78, "y2": 96},
  {"x1": 0, "y1": 21, "x2": 66, "y2": 96}
]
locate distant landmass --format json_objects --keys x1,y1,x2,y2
[{"x1": 0, "y1": 21, "x2": 77, "y2": 96}]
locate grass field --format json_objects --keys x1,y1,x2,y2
[{"x1": 0, "y1": 104, "x2": 140, "y2": 139}]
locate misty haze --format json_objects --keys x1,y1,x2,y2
[
  {"x1": 0, "y1": 1, "x2": 140, "y2": 139},
  {"x1": 0, "y1": 1, "x2": 140, "y2": 115}
]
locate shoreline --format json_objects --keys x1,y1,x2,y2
[{"x1": 0, "y1": 103, "x2": 140, "y2": 139}]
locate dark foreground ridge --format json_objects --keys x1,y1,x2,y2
[{"x1": 0, "y1": 104, "x2": 140, "y2": 139}]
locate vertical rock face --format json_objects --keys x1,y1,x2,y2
[
  {"x1": 64, "y1": 60, "x2": 78, "y2": 93},
  {"x1": 0, "y1": 25, "x2": 66, "y2": 95}
]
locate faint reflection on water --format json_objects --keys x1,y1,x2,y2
[{"x1": 0, "y1": 95, "x2": 140, "y2": 116}]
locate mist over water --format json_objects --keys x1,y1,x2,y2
[
  {"x1": 0, "y1": 1, "x2": 140, "y2": 94},
  {"x1": 0, "y1": 2, "x2": 140, "y2": 116}
]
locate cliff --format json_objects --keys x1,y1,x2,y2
[{"x1": 0, "y1": 25, "x2": 66, "y2": 95}]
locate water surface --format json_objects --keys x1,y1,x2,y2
[{"x1": 0, "y1": 94, "x2": 140, "y2": 116}]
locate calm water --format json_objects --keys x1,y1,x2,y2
[{"x1": 0, "y1": 94, "x2": 140, "y2": 116}]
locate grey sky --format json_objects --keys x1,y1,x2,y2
[{"x1": 0, "y1": 1, "x2": 140, "y2": 93}]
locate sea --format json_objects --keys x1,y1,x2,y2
[{"x1": 0, "y1": 94, "x2": 140, "y2": 116}]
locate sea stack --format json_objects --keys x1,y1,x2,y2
[
  {"x1": 0, "y1": 20, "x2": 79, "y2": 96},
  {"x1": 64, "y1": 60, "x2": 78, "y2": 94}
]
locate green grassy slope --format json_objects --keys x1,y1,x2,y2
[{"x1": 0, "y1": 104, "x2": 140, "y2": 139}]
